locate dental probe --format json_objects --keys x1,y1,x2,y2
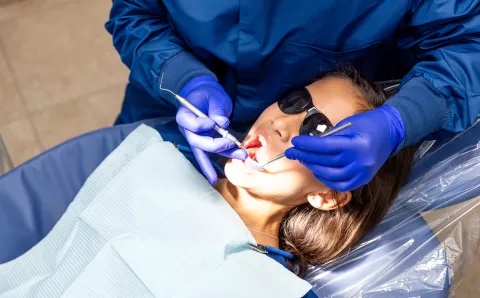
[
  {"x1": 159, "y1": 73, "x2": 243, "y2": 148},
  {"x1": 246, "y1": 122, "x2": 353, "y2": 171}
]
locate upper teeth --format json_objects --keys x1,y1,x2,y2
[{"x1": 258, "y1": 135, "x2": 267, "y2": 147}]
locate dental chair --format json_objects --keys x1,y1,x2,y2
[{"x1": 1, "y1": 117, "x2": 479, "y2": 297}]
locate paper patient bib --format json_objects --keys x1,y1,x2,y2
[{"x1": 0, "y1": 125, "x2": 312, "y2": 298}]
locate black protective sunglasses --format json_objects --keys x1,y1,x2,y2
[{"x1": 278, "y1": 87, "x2": 334, "y2": 136}]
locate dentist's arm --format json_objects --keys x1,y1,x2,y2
[
  {"x1": 105, "y1": 0, "x2": 214, "y2": 102},
  {"x1": 386, "y1": 0, "x2": 480, "y2": 151},
  {"x1": 106, "y1": 1, "x2": 246, "y2": 185},
  {"x1": 287, "y1": 0, "x2": 480, "y2": 192}
]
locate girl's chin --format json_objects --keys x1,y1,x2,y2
[
  {"x1": 228, "y1": 159, "x2": 261, "y2": 174},
  {"x1": 223, "y1": 159, "x2": 259, "y2": 186}
]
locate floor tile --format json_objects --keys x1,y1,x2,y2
[
  {"x1": 0, "y1": 0, "x2": 43, "y2": 22},
  {"x1": 0, "y1": 0, "x2": 67, "y2": 23},
  {"x1": 0, "y1": 44, "x2": 25, "y2": 124},
  {"x1": 0, "y1": 118, "x2": 41, "y2": 166},
  {"x1": 0, "y1": 0, "x2": 128, "y2": 112},
  {"x1": 32, "y1": 84, "x2": 125, "y2": 149}
]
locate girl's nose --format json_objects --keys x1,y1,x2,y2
[{"x1": 271, "y1": 112, "x2": 305, "y2": 142}]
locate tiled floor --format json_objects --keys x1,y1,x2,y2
[
  {"x1": 1, "y1": 1, "x2": 479, "y2": 297},
  {"x1": 0, "y1": 0, "x2": 128, "y2": 166}
]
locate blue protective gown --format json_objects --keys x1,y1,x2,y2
[{"x1": 106, "y1": 0, "x2": 480, "y2": 151}]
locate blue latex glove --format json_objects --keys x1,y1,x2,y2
[
  {"x1": 285, "y1": 105, "x2": 405, "y2": 192},
  {"x1": 176, "y1": 76, "x2": 247, "y2": 185}
]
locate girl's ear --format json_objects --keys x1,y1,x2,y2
[{"x1": 307, "y1": 191, "x2": 352, "y2": 210}]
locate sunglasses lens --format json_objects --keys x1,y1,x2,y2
[
  {"x1": 278, "y1": 88, "x2": 312, "y2": 114},
  {"x1": 300, "y1": 113, "x2": 333, "y2": 136}
]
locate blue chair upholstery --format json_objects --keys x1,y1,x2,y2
[{"x1": 1, "y1": 119, "x2": 479, "y2": 297}]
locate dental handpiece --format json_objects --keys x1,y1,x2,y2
[{"x1": 159, "y1": 73, "x2": 243, "y2": 148}]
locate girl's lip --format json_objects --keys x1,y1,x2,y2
[
  {"x1": 242, "y1": 129, "x2": 271, "y2": 165},
  {"x1": 244, "y1": 128, "x2": 271, "y2": 149},
  {"x1": 256, "y1": 128, "x2": 270, "y2": 148}
]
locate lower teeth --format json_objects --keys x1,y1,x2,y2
[{"x1": 247, "y1": 147, "x2": 261, "y2": 162}]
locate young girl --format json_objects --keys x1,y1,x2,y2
[{"x1": 216, "y1": 68, "x2": 415, "y2": 276}]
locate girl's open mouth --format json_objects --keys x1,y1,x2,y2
[{"x1": 244, "y1": 135, "x2": 269, "y2": 164}]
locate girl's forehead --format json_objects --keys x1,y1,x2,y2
[{"x1": 306, "y1": 78, "x2": 360, "y2": 125}]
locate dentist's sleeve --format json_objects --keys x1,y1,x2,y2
[
  {"x1": 105, "y1": 0, "x2": 216, "y2": 105},
  {"x1": 386, "y1": 0, "x2": 480, "y2": 151}
]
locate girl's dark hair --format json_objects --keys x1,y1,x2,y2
[{"x1": 279, "y1": 66, "x2": 415, "y2": 276}]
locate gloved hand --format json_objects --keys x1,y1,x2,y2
[
  {"x1": 285, "y1": 105, "x2": 405, "y2": 192},
  {"x1": 176, "y1": 76, "x2": 247, "y2": 185}
]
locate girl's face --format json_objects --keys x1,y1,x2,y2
[{"x1": 224, "y1": 77, "x2": 361, "y2": 206}]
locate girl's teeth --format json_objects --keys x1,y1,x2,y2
[{"x1": 258, "y1": 135, "x2": 267, "y2": 147}]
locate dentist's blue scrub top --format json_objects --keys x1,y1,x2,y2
[{"x1": 106, "y1": 0, "x2": 480, "y2": 151}]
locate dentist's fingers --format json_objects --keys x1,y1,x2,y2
[
  {"x1": 183, "y1": 129, "x2": 236, "y2": 153},
  {"x1": 291, "y1": 135, "x2": 356, "y2": 154},
  {"x1": 217, "y1": 147, "x2": 248, "y2": 160},
  {"x1": 176, "y1": 107, "x2": 217, "y2": 133},
  {"x1": 207, "y1": 95, "x2": 231, "y2": 129},
  {"x1": 191, "y1": 146, "x2": 218, "y2": 185},
  {"x1": 285, "y1": 148, "x2": 352, "y2": 167}
]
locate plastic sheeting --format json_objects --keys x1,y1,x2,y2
[{"x1": 305, "y1": 120, "x2": 480, "y2": 297}]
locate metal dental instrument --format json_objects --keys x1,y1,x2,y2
[
  {"x1": 246, "y1": 122, "x2": 353, "y2": 171},
  {"x1": 159, "y1": 73, "x2": 243, "y2": 148}
]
